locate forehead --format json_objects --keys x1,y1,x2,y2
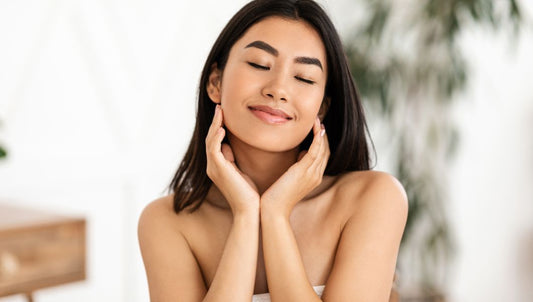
[{"x1": 233, "y1": 17, "x2": 327, "y2": 66}]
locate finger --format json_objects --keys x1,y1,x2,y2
[
  {"x1": 206, "y1": 108, "x2": 228, "y2": 163},
  {"x1": 316, "y1": 127, "x2": 330, "y2": 174},
  {"x1": 311, "y1": 123, "x2": 327, "y2": 175},
  {"x1": 322, "y1": 126, "x2": 330, "y2": 161},
  {"x1": 302, "y1": 117, "x2": 324, "y2": 167}
]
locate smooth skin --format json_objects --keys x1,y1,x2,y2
[{"x1": 138, "y1": 16, "x2": 408, "y2": 302}]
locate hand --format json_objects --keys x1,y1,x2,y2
[
  {"x1": 205, "y1": 105, "x2": 260, "y2": 215},
  {"x1": 260, "y1": 117, "x2": 330, "y2": 217}
]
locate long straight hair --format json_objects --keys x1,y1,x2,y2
[{"x1": 168, "y1": 0, "x2": 375, "y2": 213}]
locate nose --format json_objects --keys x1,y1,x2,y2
[{"x1": 262, "y1": 73, "x2": 289, "y2": 102}]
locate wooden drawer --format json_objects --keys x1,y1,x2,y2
[{"x1": 0, "y1": 204, "x2": 86, "y2": 297}]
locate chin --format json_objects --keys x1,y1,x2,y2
[{"x1": 229, "y1": 127, "x2": 306, "y2": 153}]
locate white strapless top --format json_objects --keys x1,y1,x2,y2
[{"x1": 252, "y1": 285, "x2": 325, "y2": 302}]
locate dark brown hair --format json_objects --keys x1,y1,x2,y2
[{"x1": 168, "y1": 0, "x2": 375, "y2": 213}]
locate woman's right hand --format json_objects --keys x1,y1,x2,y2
[{"x1": 205, "y1": 104, "x2": 260, "y2": 215}]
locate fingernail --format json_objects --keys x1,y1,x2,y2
[{"x1": 320, "y1": 129, "x2": 325, "y2": 137}]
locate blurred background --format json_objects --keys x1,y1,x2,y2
[{"x1": 0, "y1": 0, "x2": 531, "y2": 301}]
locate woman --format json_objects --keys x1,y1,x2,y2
[{"x1": 138, "y1": 0, "x2": 408, "y2": 301}]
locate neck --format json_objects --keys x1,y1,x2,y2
[
  {"x1": 206, "y1": 132, "x2": 301, "y2": 210},
  {"x1": 229, "y1": 133, "x2": 300, "y2": 195}
]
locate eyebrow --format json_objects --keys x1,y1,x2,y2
[{"x1": 244, "y1": 40, "x2": 323, "y2": 71}]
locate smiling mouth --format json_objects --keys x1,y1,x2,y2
[
  {"x1": 248, "y1": 106, "x2": 293, "y2": 124},
  {"x1": 248, "y1": 106, "x2": 293, "y2": 120}
]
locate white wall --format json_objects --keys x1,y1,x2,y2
[{"x1": 0, "y1": 1, "x2": 531, "y2": 301}]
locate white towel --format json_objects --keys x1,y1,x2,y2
[{"x1": 252, "y1": 285, "x2": 325, "y2": 302}]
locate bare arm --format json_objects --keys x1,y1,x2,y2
[
  {"x1": 203, "y1": 210, "x2": 260, "y2": 302},
  {"x1": 138, "y1": 199, "x2": 260, "y2": 302},
  {"x1": 260, "y1": 172, "x2": 407, "y2": 302},
  {"x1": 138, "y1": 199, "x2": 206, "y2": 302},
  {"x1": 260, "y1": 206, "x2": 322, "y2": 302},
  {"x1": 321, "y1": 173, "x2": 408, "y2": 301}
]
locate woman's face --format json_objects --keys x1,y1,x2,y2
[{"x1": 209, "y1": 16, "x2": 328, "y2": 152}]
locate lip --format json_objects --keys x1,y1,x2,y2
[
  {"x1": 248, "y1": 105, "x2": 293, "y2": 124},
  {"x1": 248, "y1": 105, "x2": 292, "y2": 119}
]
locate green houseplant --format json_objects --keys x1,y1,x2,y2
[{"x1": 344, "y1": 0, "x2": 522, "y2": 299}]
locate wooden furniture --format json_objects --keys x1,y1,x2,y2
[{"x1": 0, "y1": 204, "x2": 86, "y2": 301}]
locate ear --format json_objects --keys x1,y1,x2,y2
[
  {"x1": 207, "y1": 63, "x2": 222, "y2": 104},
  {"x1": 318, "y1": 96, "x2": 331, "y2": 121}
]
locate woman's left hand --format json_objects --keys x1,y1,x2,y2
[{"x1": 260, "y1": 116, "x2": 330, "y2": 217}]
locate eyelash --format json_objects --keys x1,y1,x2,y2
[
  {"x1": 248, "y1": 62, "x2": 269, "y2": 70},
  {"x1": 247, "y1": 62, "x2": 315, "y2": 85}
]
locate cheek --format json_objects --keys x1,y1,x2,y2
[
  {"x1": 295, "y1": 90, "x2": 324, "y2": 120},
  {"x1": 291, "y1": 96, "x2": 324, "y2": 139},
  {"x1": 220, "y1": 65, "x2": 261, "y2": 102},
  {"x1": 218, "y1": 68, "x2": 255, "y2": 133}
]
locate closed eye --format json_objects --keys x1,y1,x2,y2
[
  {"x1": 248, "y1": 62, "x2": 314, "y2": 84},
  {"x1": 247, "y1": 62, "x2": 269, "y2": 70},
  {"x1": 295, "y1": 76, "x2": 315, "y2": 85}
]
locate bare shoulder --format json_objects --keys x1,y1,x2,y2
[
  {"x1": 334, "y1": 170, "x2": 408, "y2": 217},
  {"x1": 323, "y1": 171, "x2": 408, "y2": 300},
  {"x1": 137, "y1": 194, "x2": 196, "y2": 256},
  {"x1": 138, "y1": 194, "x2": 207, "y2": 301},
  {"x1": 138, "y1": 194, "x2": 181, "y2": 235},
  {"x1": 139, "y1": 194, "x2": 173, "y2": 218}
]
